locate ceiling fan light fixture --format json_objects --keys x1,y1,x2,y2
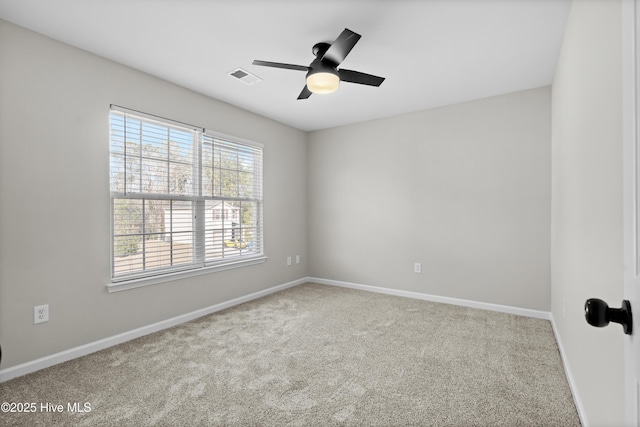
[{"x1": 306, "y1": 71, "x2": 340, "y2": 94}]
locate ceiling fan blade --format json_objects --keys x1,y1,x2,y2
[
  {"x1": 297, "y1": 85, "x2": 312, "y2": 100},
  {"x1": 338, "y1": 69, "x2": 385, "y2": 87},
  {"x1": 321, "y1": 28, "x2": 361, "y2": 66},
  {"x1": 252, "y1": 60, "x2": 308, "y2": 72}
]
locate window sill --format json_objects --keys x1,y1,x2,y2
[{"x1": 106, "y1": 256, "x2": 268, "y2": 293}]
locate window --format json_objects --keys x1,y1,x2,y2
[{"x1": 109, "y1": 106, "x2": 264, "y2": 285}]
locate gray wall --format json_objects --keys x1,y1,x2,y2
[
  {"x1": 308, "y1": 87, "x2": 551, "y2": 311},
  {"x1": 0, "y1": 20, "x2": 308, "y2": 369},
  {"x1": 551, "y1": 0, "x2": 625, "y2": 425}
]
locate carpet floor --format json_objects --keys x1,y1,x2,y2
[{"x1": 0, "y1": 283, "x2": 580, "y2": 426}]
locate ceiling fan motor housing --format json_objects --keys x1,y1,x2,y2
[{"x1": 307, "y1": 59, "x2": 339, "y2": 79}]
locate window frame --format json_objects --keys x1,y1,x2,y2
[{"x1": 108, "y1": 106, "x2": 266, "y2": 292}]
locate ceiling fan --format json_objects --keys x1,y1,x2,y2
[{"x1": 252, "y1": 28, "x2": 385, "y2": 100}]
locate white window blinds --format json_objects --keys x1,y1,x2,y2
[{"x1": 109, "y1": 107, "x2": 264, "y2": 283}]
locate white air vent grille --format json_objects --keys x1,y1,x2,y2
[{"x1": 228, "y1": 68, "x2": 262, "y2": 85}]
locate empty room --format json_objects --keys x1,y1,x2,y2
[{"x1": 0, "y1": 0, "x2": 637, "y2": 425}]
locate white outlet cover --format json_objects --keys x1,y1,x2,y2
[{"x1": 34, "y1": 304, "x2": 49, "y2": 324}]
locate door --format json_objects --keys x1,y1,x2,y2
[
  {"x1": 623, "y1": 0, "x2": 640, "y2": 425},
  {"x1": 588, "y1": 3, "x2": 640, "y2": 423}
]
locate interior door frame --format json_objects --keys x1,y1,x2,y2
[{"x1": 623, "y1": 0, "x2": 639, "y2": 425}]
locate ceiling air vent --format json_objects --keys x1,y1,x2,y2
[{"x1": 228, "y1": 68, "x2": 262, "y2": 85}]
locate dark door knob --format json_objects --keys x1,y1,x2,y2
[{"x1": 584, "y1": 299, "x2": 632, "y2": 335}]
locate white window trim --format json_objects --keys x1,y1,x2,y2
[
  {"x1": 107, "y1": 106, "x2": 265, "y2": 291},
  {"x1": 106, "y1": 255, "x2": 268, "y2": 293}
]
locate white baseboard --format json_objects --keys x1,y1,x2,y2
[
  {"x1": 549, "y1": 313, "x2": 589, "y2": 427},
  {"x1": 309, "y1": 277, "x2": 551, "y2": 320},
  {"x1": 0, "y1": 277, "x2": 307, "y2": 383}
]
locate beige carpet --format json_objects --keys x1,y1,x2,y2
[{"x1": 1, "y1": 283, "x2": 580, "y2": 426}]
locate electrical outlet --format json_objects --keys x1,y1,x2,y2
[
  {"x1": 34, "y1": 304, "x2": 49, "y2": 324},
  {"x1": 296, "y1": 255, "x2": 300, "y2": 264},
  {"x1": 287, "y1": 256, "x2": 292, "y2": 266},
  {"x1": 414, "y1": 263, "x2": 422, "y2": 274}
]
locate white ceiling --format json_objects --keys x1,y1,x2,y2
[{"x1": 0, "y1": 0, "x2": 571, "y2": 132}]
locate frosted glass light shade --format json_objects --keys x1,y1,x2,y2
[{"x1": 306, "y1": 72, "x2": 340, "y2": 94}]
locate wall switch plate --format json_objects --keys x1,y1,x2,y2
[
  {"x1": 296, "y1": 255, "x2": 300, "y2": 264},
  {"x1": 414, "y1": 263, "x2": 422, "y2": 274},
  {"x1": 34, "y1": 304, "x2": 49, "y2": 324},
  {"x1": 287, "y1": 256, "x2": 292, "y2": 266}
]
